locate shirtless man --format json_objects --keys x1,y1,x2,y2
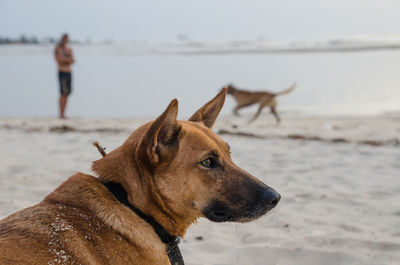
[{"x1": 54, "y1": 34, "x2": 75, "y2": 119}]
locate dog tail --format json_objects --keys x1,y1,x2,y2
[{"x1": 275, "y1": 83, "x2": 296, "y2": 96}]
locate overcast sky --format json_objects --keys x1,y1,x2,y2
[{"x1": 1, "y1": 0, "x2": 400, "y2": 42}]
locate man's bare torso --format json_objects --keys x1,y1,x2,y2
[{"x1": 54, "y1": 45, "x2": 74, "y2": 72}]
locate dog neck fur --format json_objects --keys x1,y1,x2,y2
[{"x1": 92, "y1": 100, "x2": 188, "y2": 237}]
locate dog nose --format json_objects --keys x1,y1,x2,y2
[{"x1": 263, "y1": 187, "x2": 280, "y2": 208}]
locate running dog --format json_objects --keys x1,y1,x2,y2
[
  {"x1": 226, "y1": 83, "x2": 296, "y2": 123},
  {"x1": 0, "y1": 89, "x2": 280, "y2": 265}
]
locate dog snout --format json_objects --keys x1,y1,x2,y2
[{"x1": 262, "y1": 187, "x2": 280, "y2": 208}]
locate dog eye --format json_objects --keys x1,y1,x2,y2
[{"x1": 200, "y1": 158, "x2": 218, "y2": 168}]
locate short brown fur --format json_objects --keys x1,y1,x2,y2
[{"x1": 0, "y1": 89, "x2": 280, "y2": 264}]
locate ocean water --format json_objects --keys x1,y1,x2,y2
[{"x1": 0, "y1": 45, "x2": 399, "y2": 118}]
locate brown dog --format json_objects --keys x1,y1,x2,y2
[
  {"x1": 226, "y1": 83, "x2": 296, "y2": 123},
  {"x1": 0, "y1": 89, "x2": 280, "y2": 265}
]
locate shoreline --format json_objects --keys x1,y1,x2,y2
[{"x1": 3, "y1": 35, "x2": 400, "y2": 55}]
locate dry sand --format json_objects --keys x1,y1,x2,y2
[{"x1": 0, "y1": 115, "x2": 399, "y2": 265}]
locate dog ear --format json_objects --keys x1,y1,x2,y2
[
  {"x1": 138, "y1": 99, "x2": 182, "y2": 165},
  {"x1": 189, "y1": 87, "x2": 227, "y2": 128}
]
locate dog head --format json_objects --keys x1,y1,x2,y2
[
  {"x1": 224, "y1": 84, "x2": 236, "y2": 94},
  {"x1": 93, "y1": 88, "x2": 280, "y2": 234}
]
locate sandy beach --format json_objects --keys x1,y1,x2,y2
[
  {"x1": 1, "y1": 115, "x2": 399, "y2": 265},
  {"x1": 2, "y1": 0, "x2": 400, "y2": 263}
]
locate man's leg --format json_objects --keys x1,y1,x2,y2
[
  {"x1": 59, "y1": 95, "x2": 68, "y2": 119},
  {"x1": 58, "y1": 72, "x2": 71, "y2": 119}
]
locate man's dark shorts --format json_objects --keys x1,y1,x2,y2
[{"x1": 58, "y1": 71, "x2": 72, "y2": 96}]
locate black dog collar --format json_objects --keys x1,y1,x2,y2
[{"x1": 101, "y1": 180, "x2": 185, "y2": 265}]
